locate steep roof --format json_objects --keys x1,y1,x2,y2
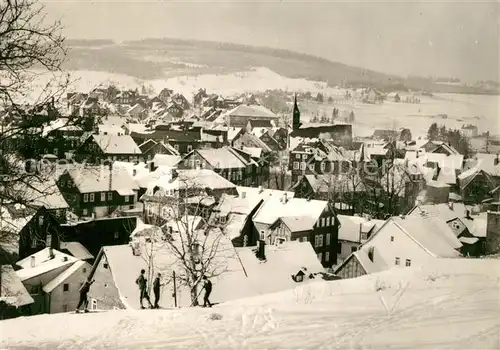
[
  {"x1": 236, "y1": 186, "x2": 295, "y2": 203},
  {"x1": 253, "y1": 196, "x2": 329, "y2": 226},
  {"x1": 60, "y1": 242, "x2": 94, "y2": 260},
  {"x1": 66, "y1": 166, "x2": 139, "y2": 193},
  {"x1": 0, "y1": 265, "x2": 34, "y2": 307},
  {"x1": 276, "y1": 216, "x2": 317, "y2": 232},
  {"x1": 235, "y1": 241, "x2": 325, "y2": 295},
  {"x1": 391, "y1": 217, "x2": 462, "y2": 258},
  {"x1": 145, "y1": 169, "x2": 236, "y2": 193},
  {"x1": 407, "y1": 203, "x2": 469, "y2": 223},
  {"x1": 337, "y1": 215, "x2": 384, "y2": 242},
  {"x1": 43, "y1": 260, "x2": 88, "y2": 293},
  {"x1": 196, "y1": 147, "x2": 249, "y2": 169},
  {"x1": 16, "y1": 248, "x2": 79, "y2": 281},
  {"x1": 92, "y1": 135, "x2": 142, "y2": 155},
  {"x1": 227, "y1": 104, "x2": 278, "y2": 119}
]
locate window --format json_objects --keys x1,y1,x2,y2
[
  {"x1": 46, "y1": 234, "x2": 52, "y2": 248},
  {"x1": 390, "y1": 236, "x2": 394, "y2": 242},
  {"x1": 321, "y1": 218, "x2": 326, "y2": 227},
  {"x1": 83, "y1": 268, "x2": 87, "y2": 273},
  {"x1": 174, "y1": 144, "x2": 179, "y2": 150},
  {"x1": 326, "y1": 233, "x2": 331, "y2": 245},
  {"x1": 31, "y1": 285, "x2": 40, "y2": 294},
  {"x1": 302, "y1": 154, "x2": 307, "y2": 160},
  {"x1": 108, "y1": 192, "x2": 113, "y2": 200},
  {"x1": 90, "y1": 193, "x2": 95, "y2": 202},
  {"x1": 124, "y1": 195, "x2": 130, "y2": 203},
  {"x1": 300, "y1": 162, "x2": 306, "y2": 171},
  {"x1": 83, "y1": 194, "x2": 89, "y2": 202},
  {"x1": 315, "y1": 235, "x2": 324, "y2": 247},
  {"x1": 317, "y1": 252, "x2": 323, "y2": 262},
  {"x1": 195, "y1": 159, "x2": 201, "y2": 168},
  {"x1": 405, "y1": 259, "x2": 411, "y2": 267},
  {"x1": 325, "y1": 252, "x2": 330, "y2": 262},
  {"x1": 100, "y1": 192, "x2": 106, "y2": 201},
  {"x1": 351, "y1": 246, "x2": 357, "y2": 253},
  {"x1": 219, "y1": 216, "x2": 227, "y2": 224},
  {"x1": 295, "y1": 273, "x2": 304, "y2": 282},
  {"x1": 82, "y1": 209, "x2": 88, "y2": 216},
  {"x1": 54, "y1": 148, "x2": 58, "y2": 155},
  {"x1": 114, "y1": 232, "x2": 119, "y2": 239},
  {"x1": 103, "y1": 262, "x2": 109, "y2": 269},
  {"x1": 295, "y1": 154, "x2": 300, "y2": 159},
  {"x1": 31, "y1": 238, "x2": 37, "y2": 249},
  {"x1": 320, "y1": 162, "x2": 325, "y2": 171},
  {"x1": 38, "y1": 215, "x2": 44, "y2": 226},
  {"x1": 187, "y1": 145, "x2": 193, "y2": 152},
  {"x1": 308, "y1": 163, "x2": 315, "y2": 171},
  {"x1": 63, "y1": 284, "x2": 69, "y2": 292},
  {"x1": 395, "y1": 257, "x2": 400, "y2": 265}
]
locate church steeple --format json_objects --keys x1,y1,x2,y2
[{"x1": 292, "y1": 93, "x2": 301, "y2": 130}]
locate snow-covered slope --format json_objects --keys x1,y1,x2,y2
[{"x1": 1, "y1": 259, "x2": 499, "y2": 349}]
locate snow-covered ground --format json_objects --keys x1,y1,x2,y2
[{"x1": 1, "y1": 259, "x2": 498, "y2": 349}]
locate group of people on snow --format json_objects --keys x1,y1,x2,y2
[{"x1": 75, "y1": 270, "x2": 213, "y2": 312}]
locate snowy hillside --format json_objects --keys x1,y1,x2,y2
[{"x1": 1, "y1": 259, "x2": 498, "y2": 349}]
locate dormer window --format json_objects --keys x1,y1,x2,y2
[{"x1": 218, "y1": 215, "x2": 227, "y2": 224}]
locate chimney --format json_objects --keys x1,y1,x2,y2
[
  {"x1": 48, "y1": 248, "x2": 54, "y2": 259},
  {"x1": 465, "y1": 209, "x2": 470, "y2": 218},
  {"x1": 359, "y1": 223, "x2": 363, "y2": 241},
  {"x1": 495, "y1": 154, "x2": 499, "y2": 166},
  {"x1": 258, "y1": 186, "x2": 263, "y2": 193},
  {"x1": 257, "y1": 240, "x2": 266, "y2": 261},
  {"x1": 62, "y1": 256, "x2": 68, "y2": 262},
  {"x1": 241, "y1": 191, "x2": 246, "y2": 199},
  {"x1": 30, "y1": 256, "x2": 35, "y2": 268},
  {"x1": 448, "y1": 201, "x2": 454, "y2": 210},
  {"x1": 282, "y1": 193, "x2": 288, "y2": 204}
]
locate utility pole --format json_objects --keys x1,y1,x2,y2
[{"x1": 172, "y1": 271, "x2": 177, "y2": 308}]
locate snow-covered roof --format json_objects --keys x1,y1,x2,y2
[
  {"x1": 216, "y1": 193, "x2": 263, "y2": 216},
  {"x1": 43, "y1": 260, "x2": 88, "y2": 293},
  {"x1": 337, "y1": 215, "x2": 384, "y2": 242},
  {"x1": 408, "y1": 203, "x2": 469, "y2": 223},
  {"x1": 60, "y1": 242, "x2": 94, "y2": 260},
  {"x1": 16, "y1": 248, "x2": 79, "y2": 281},
  {"x1": 227, "y1": 104, "x2": 278, "y2": 119},
  {"x1": 242, "y1": 147, "x2": 262, "y2": 159},
  {"x1": 92, "y1": 135, "x2": 142, "y2": 155},
  {"x1": 236, "y1": 186, "x2": 295, "y2": 203},
  {"x1": 0, "y1": 265, "x2": 34, "y2": 307},
  {"x1": 146, "y1": 169, "x2": 236, "y2": 193},
  {"x1": 66, "y1": 166, "x2": 139, "y2": 193},
  {"x1": 253, "y1": 197, "x2": 328, "y2": 226},
  {"x1": 235, "y1": 241, "x2": 325, "y2": 295},
  {"x1": 391, "y1": 217, "x2": 462, "y2": 258},
  {"x1": 152, "y1": 154, "x2": 182, "y2": 167}
]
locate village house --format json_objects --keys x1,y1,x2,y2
[
  {"x1": 40, "y1": 120, "x2": 86, "y2": 159},
  {"x1": 176, "y1": 146, "x2": 262, "y2": 186},
  {"x1": 113, "y1": 90, "x2": 139, "y2": 106},
  {"x1": 157, "y1": 88, "x2": 174, "y2": 103},
  {"x1": 15, "y1": 248, "x2": 90, "y2": 314},
  {"x1": 56, "y1": 166, "x2": 139, "y2": 219},
  {"x1": 461, "y1": 124, "x2": 479, "y2": 138},
  {"x1": 457, "y1": 166, "x2": 498, "y2": 204},
  {"x1": 170, "y1": 93, "x2": 191, "y2": 110},
  {"x1": 335, "y1": 215, "x2": 385, "y2": 265},
  {"x1": 138, "y1": 139, "x2": 179, "y2": 162},
  {"x1": 407, "y1": 202, "x2": 487, "y2": 256},
  {"x1": 0, "y1": 265, "x2": 34, "y2": 319},
  {"x1": 59, "y1": 216, "x2": 137, "y2": 258},
  {"x1": 334, "y1": 216, "x2": 462, "y2": 279},
  {"x1": 75, "y1": 134, "x2": 142, "y2": 164},
  {"x1": 226, "y1": 104, "x2": 280, "y2": 128},
  {"x1": 485, "y1": 190, "x2": 500, "y2": 254},
  {"x1": 141, "y1": 168, "x2": 237, "y2": 223},
  {"x1": 127, "y1": 104, "x2": 147, "y2": 120},
  {"x1": 252, "y1": 195, "x2": 339, "y2": 267}
]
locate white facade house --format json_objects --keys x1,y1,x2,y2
[{"x1": 335, "y1": 216, "x2": 462, "y2": 279}]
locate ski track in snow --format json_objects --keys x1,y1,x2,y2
[{"x1": 1, "y1": 262, "x2": 499, "y2": 349}]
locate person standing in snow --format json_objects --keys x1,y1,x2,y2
[
  {"x1": 136, "y1": 269, "x2": 153, "y2": 309},
  {"x1": 202, "y1": 276, "x2": 212, "y2": 308},
  {"x1": 152, "y1": 273, "x2": 163, "y2": 309},
  {"x1": 76, "y1": 278, "x2": 94, "y2": 313}
]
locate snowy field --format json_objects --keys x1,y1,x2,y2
[
  {"x1": 31, "y1": 67, "x2": 498, "y2": 138},
  {"x1": 1, "y1": 259, "x2": 499, "y2": 349}
]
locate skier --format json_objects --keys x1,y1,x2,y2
[
  {"x1": 152, "y1": 273, "x2": 163, "y2": 309},
  {"x1": 136, "y1": 269, "x2": 153, "y2": 309},
  {"x1": 76, "y1": 278, "x2": 94, "y2": 313},
  {"x1": 202, "y1": 276, "x2": 212, "y2": 308}
]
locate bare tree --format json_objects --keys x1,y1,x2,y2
[{"x1": 138, "y1": 172, "x2": 235, "y2": 307}]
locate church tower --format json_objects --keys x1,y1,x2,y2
[{"x1": 292, "y1": 93, "x2": 301, "y2": 131}]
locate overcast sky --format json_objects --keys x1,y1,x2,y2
[{"x1": 42, "y1": 0, "x2": 499, "y2": 82}]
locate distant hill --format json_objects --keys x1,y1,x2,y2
[{"x1": 63, "y1": 38, "x2": 499, "y2": 95}]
